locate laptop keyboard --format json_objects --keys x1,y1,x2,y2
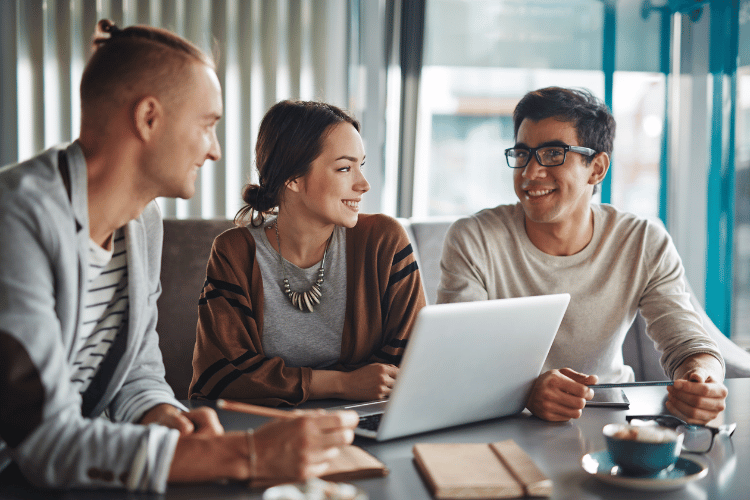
[{"x1": 357, "y1": 413, "x2": 382, "y2": 431}]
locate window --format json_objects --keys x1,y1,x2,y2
[
  {"x1": 611, "y1": 72, "x2": 665, "y2": 219},
  {"x1": 732, "y1": 4, "x2": 750, "y2": 347},
  {"x1": 414, "y1": 0, "x2": 666, "y2": 221}
]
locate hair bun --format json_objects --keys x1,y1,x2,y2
[
  {"x1": 257, "y1": 188, "x2": 277, "y2": 212},
  {"x1": 96, "y1": 19, "x2": 121, "y2": 37},
  {"x1": 243, "y1": 184, "x2": 276, "y2": 212}
]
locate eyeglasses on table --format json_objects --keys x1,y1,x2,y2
[{"x1": 625, "y1": 414, "x2": 736, "y2": 453}]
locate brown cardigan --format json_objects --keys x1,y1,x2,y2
[{"x1": 189, "y1": 214, "x2": 426, "y2": 406}]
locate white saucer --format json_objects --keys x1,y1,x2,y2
[
  {"x1": 262, "y1": 478, "x2": 368, "y2": 500},
  {"x1": 581, "y1": 450, "x2": 707, "y2": 491}
]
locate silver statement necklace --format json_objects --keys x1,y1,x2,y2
[{"x1": 274, "y1": 221, "x2": 333, "y2": 313}]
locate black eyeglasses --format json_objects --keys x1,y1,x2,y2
[
  {"x1": 625, "y1": 414, "x2": 736, "y2": 453},
  {"x1": 504, "y1": 144, "x2": 597, "y2": 169}
]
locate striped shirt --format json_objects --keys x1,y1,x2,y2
[{"x1": 71, "y1": 230, "x2": 129, "y2": 393}]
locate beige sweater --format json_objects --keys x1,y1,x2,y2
[
  {"x1": 190, "y1": 214, "x2": 426, "y2": 405},
  {"x1": 438, "y1": 203, "x2": 723, "y2": 383}
]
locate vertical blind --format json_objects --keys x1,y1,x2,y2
[{"x1": 1, "y1": 0, "x2": 354, "y2": 219}]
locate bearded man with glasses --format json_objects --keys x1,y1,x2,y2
[{"x1": 437, "y1": 86, "x2": 727, "y2": 424}]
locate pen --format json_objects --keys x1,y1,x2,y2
[
  {"x1": 587, "y1": 381, "x2": 674, "y2": 389},
  {"x1": 216, "y1": 399, "x2": 299, "y2": 419}
]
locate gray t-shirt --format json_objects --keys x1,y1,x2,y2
[{"x1": 249, "y1": 221, "x2": 347, "y2": 368}]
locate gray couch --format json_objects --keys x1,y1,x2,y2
[{"x1": 157, "y1": 218, "x2": 750, "y2": 399}]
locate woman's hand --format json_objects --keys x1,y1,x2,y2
[
  {"x1": 339, "y1": 363, "x2": 398, "y2": 400},
  {"x1": 310, "y1": 363, "x2": 398, "y2": 400}
]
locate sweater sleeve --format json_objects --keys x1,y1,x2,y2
[
  {"x1": 189, "y1": 228, "x2": 313, "y2": 406},
  {"x1": 437, "y1": 216, "x2": 491, "y2": 304},
  {"x1": 638, "y1": 222, "x2": 725, "y2": 378},
  {"x1": 336, "y1": 215, "x2": 426, "y2": 369},
  {"x1": 367, "y1": 219, "x2": 426, "y2": 366}
]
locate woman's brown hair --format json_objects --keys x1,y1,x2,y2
[{"x1": 235, "y1": 100, "x2": 360, "y2": 227}]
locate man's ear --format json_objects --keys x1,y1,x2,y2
[
  {"x1": 133, "y1": 96, "x2": 162, "y2": 142},
  {"x1": 589, "y1": 152, "x2": 610, "y2": 185}
]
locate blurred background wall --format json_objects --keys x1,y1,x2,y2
[{"x1": 2, "y1": 0, "x2": 749, "y2": 345}]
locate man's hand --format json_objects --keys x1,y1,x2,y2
[
  {"x1": 253, "y1": 410, "x2": 359, "y2": 481},
  {"x1": 167, "y1": 410, "x2": 359, "y2": 483},
  {"x1": 667, "y1": 353, "x2": 727, "y2": 424},
  {"x1": 526, "y1": 368, "x2": 598, "y2": 422},
  {"x1": 139, "y1": 404, "x2": 224, "y2": 436}
]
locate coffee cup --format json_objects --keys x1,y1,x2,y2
[{"x1": 603, "y1": 423, "x2": 683, "y2": 477}]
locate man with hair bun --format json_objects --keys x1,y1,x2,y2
[
  {"x1": 438, "y1": 86, "x2": 727, "y2": 425},
  {"x1": 0, "y1": 20, "x2": 357, "y2": 492}
]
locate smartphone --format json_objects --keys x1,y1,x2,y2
[{"x1": 585, "y1": 388, "x2": 630, "y2": 408}]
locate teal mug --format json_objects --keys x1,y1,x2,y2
[{"x1": 603, "y1": 423, "x2": 684, "y2": 477}]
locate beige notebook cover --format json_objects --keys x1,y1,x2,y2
[
  {"x1": 252, "y1": 445, "x2": 388, "y2": 489},
  {"x1": 413, "y1": 440, "x2": 552, "y2": 499}
]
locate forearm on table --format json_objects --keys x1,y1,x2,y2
[
  {"x1": 168, "y1": 432, "x2": 249, "y2": 483},
  {"x1": 309, "y1": 369, "x2": 346, "y2": 399}
]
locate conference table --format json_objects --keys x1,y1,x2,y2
[{"x1": 0, "y1": 378, "x2": 748, "y2": 499}]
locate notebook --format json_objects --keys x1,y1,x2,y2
[
  {"x1": 413, "y1": 440, "x2": 552, "y2": 498},
  {"x1": 334, "y1": 294, "x2": 570, "y2": 441},
  {"x1": 251, "y1": 445, "x2": 387, "y2": 489}
]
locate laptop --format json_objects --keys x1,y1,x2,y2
[{"x1": 336, "y1": 293, "x2": 570, "y2": 441}]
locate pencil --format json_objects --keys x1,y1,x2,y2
[
  {"x1": 216, "y1": 399, "x2": 299, "y2": 419},
  {"x1": 587, "y1": 381, "x2": 674, "y2": 389}
]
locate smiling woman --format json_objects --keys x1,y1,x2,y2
[{"x1": 189, "y1": 100, "x2": 427, "y2": 406}]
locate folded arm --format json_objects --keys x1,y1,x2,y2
[
  {"x1": 190, "y1": 231, "x2": 313, "y2": 406},
  {"x1": 310, "y1": 218, "x2": 426, "y2": 402}
]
